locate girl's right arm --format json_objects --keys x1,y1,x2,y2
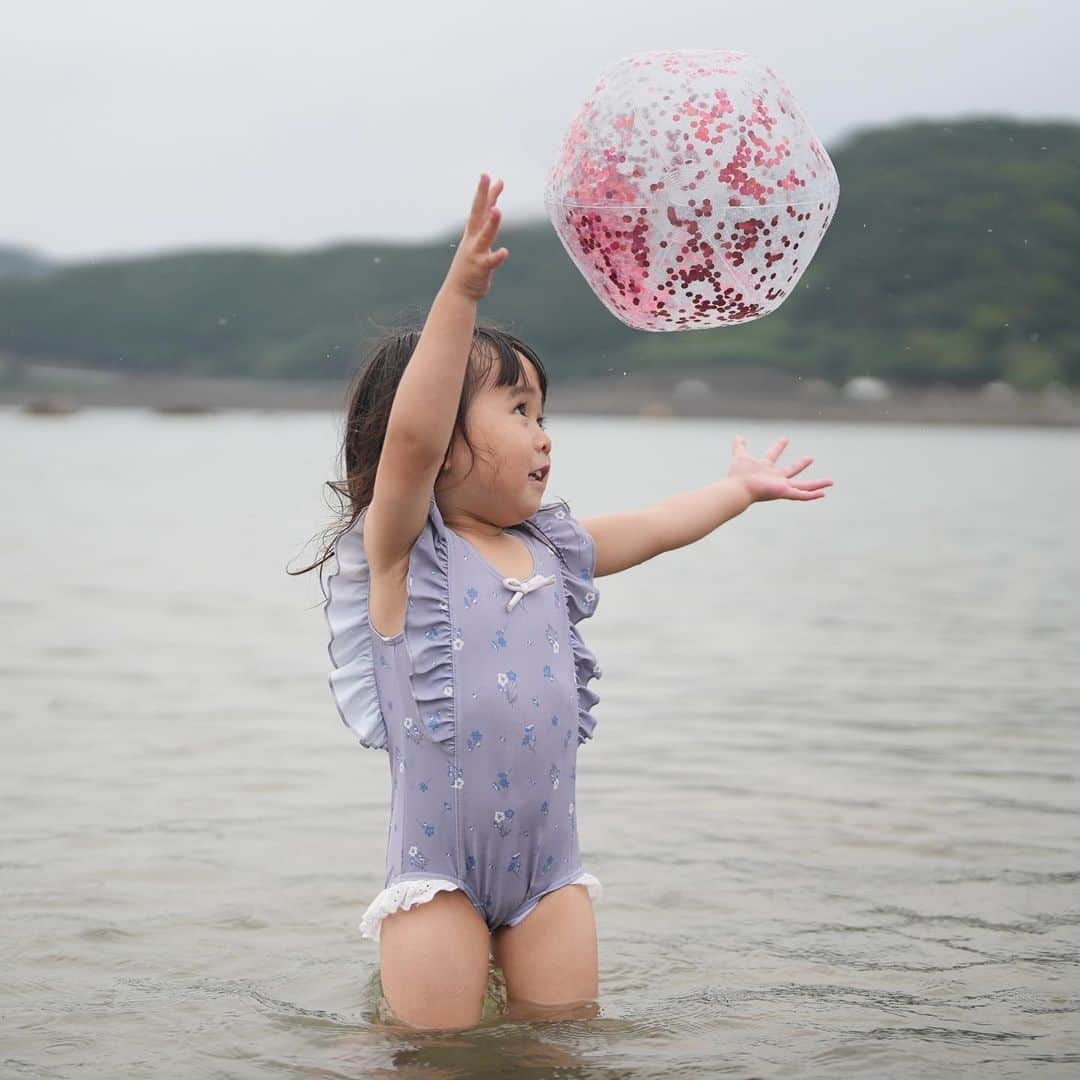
[{"x1": 363, "y1": 174, "x2": 509, "y2": 580}]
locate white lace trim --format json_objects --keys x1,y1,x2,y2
[
  {"x1": 358, "y1": 879, "x2": 461, "y2": 941},
  {"x1": 358, "y1": 872, "x2": 603, "y2": 942}
]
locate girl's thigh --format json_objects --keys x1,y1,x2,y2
[
  {"x1": 491, "y1": 883, "x2": 598, "y2": 1008},
  {"x1": 378, "y1": 888, "x2": 491, "y2": 1031}
]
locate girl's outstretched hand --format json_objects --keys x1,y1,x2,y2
[
  {"x1": 728, "y1": 434, "x2": 833, "y2": 503},
  {"x1": 445, "y1": 173, "x2": 510, "y2": 301}
]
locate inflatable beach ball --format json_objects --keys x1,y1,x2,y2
[{"x1": 545, "y1": 50, "x2": 839, "y2": 331}]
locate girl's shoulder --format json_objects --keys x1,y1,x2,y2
[
  {"x1": 523, "y1": 500, "x2": 599, "y2": 623},
  {"x1": 524, "y1": 500, "x2": 596, "y2": 580}
]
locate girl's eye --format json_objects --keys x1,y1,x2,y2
[{"x1": 514, "y1": 402, "x2": 545, "y2": 428}]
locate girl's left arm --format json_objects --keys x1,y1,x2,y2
[{"x1": 581, "y1": 434, "x2": 833, "y2": 577}]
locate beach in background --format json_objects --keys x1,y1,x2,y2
[{"x1": 3, "y1": 358, "x2": 1078, "y2": 426}]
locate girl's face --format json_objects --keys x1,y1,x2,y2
[{"x1": 437, "y1": 353, "x2": 552, "y2": 528}]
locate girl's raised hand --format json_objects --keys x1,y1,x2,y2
[
  {"x1": 728, "y1": 434, "x2": 834, "y2": 503},
  {"x1": 444, "y1": 173, "x2": 510, "y2": 301}
]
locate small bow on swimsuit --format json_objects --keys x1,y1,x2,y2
[{"x1": 501, "y1": 573, "x2": 557, "y2": 612}]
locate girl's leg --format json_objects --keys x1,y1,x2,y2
[
  {"x1": 490, "y1": 883, "x2": 599, "y2": 1015},
  {"x1": 379, "y1": 888, "x2": 491, "y2": 1030}
]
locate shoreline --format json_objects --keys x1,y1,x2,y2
[{"x1": 1, "y1": 365, "x2": 1077, "y2": 427}]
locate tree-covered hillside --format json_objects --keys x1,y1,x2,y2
[
  {"x1": 0, "y1": 245, "x2": 56, "y2": 282},
  {"x1": 1, "y1": 118, "x2": 1076, "y2": 388}
]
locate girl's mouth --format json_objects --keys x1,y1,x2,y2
[{"x1": 528, "y1": 464, "x2": 550, "y2": 484}]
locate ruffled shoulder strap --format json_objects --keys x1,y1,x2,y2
[
  {"x1": 524, "y1": 499, "x2": 599, "y2": 623},
  {"x1": 524, "y1": 499, "x2": 602, "y2": 746},
  {"x1": 406, "y1": 495, "x2": 456, "y2": 752},
  {"x1": 324, "y1": 498, "x2": 455, "y2": 751},
  {"x1": 322, "y1": 508, "x2": 387, "y2": 750}
]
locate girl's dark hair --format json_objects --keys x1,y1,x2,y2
[{"x1": 289, "y1": 322, "x2": 548, "y2": 579}]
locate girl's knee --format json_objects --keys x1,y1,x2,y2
[{"x1": 380, "y1": 990, "x2": 484, "y2": 1032}]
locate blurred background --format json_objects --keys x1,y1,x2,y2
[
  {"x1": 1, "y1": 0, "x2": 1077, "y2": 420},
  {"x1": 3, "y1": 2, "x2": 1078, "y2": 1077}
]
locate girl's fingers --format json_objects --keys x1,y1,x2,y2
[
  {"x1": 470, "y1": 174, "x2": 490, "y2": 224},
  {"x1": 481, "y1": 205, "x2": 502, "y2": 238},
  {"x1": 791, "y1": 479, "x2": 833, "y2": 491},
  {"x1": 784, "y1": 456, "x2": 814, "y2": 478},
  {"x1": 460, "y1": 216, "x2": 506, "y2": 270},
  {"x1": 764, "y1": 436, "x2": 789, "y2": 463},
  {"x1": 467, "y1": 176, "x2": 502, "y2": 234}
]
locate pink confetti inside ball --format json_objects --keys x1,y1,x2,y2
[{"x1": 545, "y1": 50, "x2": 839, "y2": 331}]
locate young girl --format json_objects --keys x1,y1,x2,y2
[{"x1": 311, "y1": 174, "x2": 832, "y2": 1031}]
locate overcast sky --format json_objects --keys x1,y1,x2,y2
[{"x1": 2, "y1": 0, "x2": 1072, "y2": 263}]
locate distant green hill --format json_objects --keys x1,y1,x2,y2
[
  {"x1": 1, "y1": 117, "x2": 1077, "y2": 388},
  {"x1": 0, "y1": 245, "x2": 56, "y2": 281}
]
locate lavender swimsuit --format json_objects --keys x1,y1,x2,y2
[{"x1": 324, "y1": 496, "x2": 603, "y2": 941}]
